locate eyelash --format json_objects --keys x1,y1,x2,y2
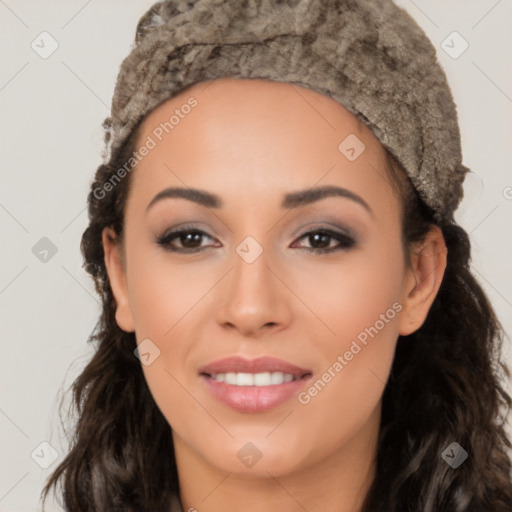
[{"x1": 155, "y1": 224, "x2": 357, "y2": 254}]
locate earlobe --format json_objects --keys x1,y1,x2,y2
[
  {"x1": 102, "y1": 227, "x2": 135, "y2": 333},
  {"x1": 398, "y1": 225, "x2": 447, "y2": 336}
]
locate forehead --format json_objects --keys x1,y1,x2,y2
[
  {"x1": 128, "y1": 77, "x2": 397, "y2": 218},
  {"x1": 138, "y1": 77, "x2": 372, "y2": 148}
]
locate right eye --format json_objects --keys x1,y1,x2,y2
[{"x1": 156, "y1": 227, "x2": 218, "y2": 253}]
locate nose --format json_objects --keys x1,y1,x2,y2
[{"x1": 216, "y1": 247, "x2": 292, "y2": 338}]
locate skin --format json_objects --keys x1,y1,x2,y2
[{"x1": 102, "y1": 77, "x2": 447, "y2": 512}]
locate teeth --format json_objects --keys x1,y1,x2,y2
[{"x1": 210, "y1": 371, "x2": 297, "y2": 386}]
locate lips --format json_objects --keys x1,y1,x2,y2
[
  {"x1": 198, "y1": 356, "x2": 311, "y2": 377},
  {"x1": 199, "y1": 356, "x2": 313, "y2": 413}
]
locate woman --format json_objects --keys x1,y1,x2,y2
[{"x1": 41, "y1": 1, "x2": 512, "y2": 510}]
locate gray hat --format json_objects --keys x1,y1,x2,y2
[{"x1": 102, "y1": 0, "x2": 469, "y2": 223}]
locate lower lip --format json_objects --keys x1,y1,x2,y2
[{"x1": 200, "y1": 374, "x2": 312, "y2": 413}]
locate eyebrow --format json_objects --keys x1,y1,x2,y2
[{"x1": 145, "y1": 185, "x2": 373, "y2": 216}]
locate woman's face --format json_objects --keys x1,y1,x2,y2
[{"x1": 103, "y1": 77, "x2": 443, "y2": 480}]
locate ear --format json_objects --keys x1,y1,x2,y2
[
  {"x1": 398, "y1": 225, "x2": 447, "y2": 336},
  {"x1": 102, "y1": 227, "x2": 135, "y2": 333}
]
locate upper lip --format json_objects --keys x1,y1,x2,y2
[{"x1": 199, "y1": 356, "x2": 312, "y2": 377}]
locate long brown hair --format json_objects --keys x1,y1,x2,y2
[{"x1": 41, "y1": 118, "x2": 512, "y2": 511}]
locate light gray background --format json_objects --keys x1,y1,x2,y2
[{"x1": 1, "y1": 1, "x2": 511, "y2": 510}]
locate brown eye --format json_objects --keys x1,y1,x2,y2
[
  {"x1": 176, "y1": 231, "x2": 204, "y2": 249},
  {"x1": 293, "y1": 229, "x2": 356, "y2": 253},
  {"x1": 156, "y1": 228, "x2": 215, "y2": 253},
  {"x1": 155, "y1": 226, "x2": 356, "y2": 254}
]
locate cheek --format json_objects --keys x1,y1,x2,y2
[
  {"x1": 125, "y1": 251, "x2": 205, "y2": 430},
  {"x1": 126, "y1": 244, "x2": 209, "y2": 340},
  {"x1": 291, "y1": 240, "x2": 404, "y2": 433},
  {"x1": 293, "y1": 237, "x2": 405, "y2": 346},
  {"x1": 125, "y1": 245, "x2": 215, "y2": 399}
]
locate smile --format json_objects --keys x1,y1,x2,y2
[
  {"x1": 207, "y1": 371, "x2": 301, "y2": 386},
  {"x1": 200, "y1": 372, "x2": 312, "y2": 413}
]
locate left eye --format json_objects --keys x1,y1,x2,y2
[
  {"x1": 293, "y1": 229, "x2": 356, "y2": 253},
  {"x1": 156, "y1": 228, "x2": 356, "y2": 254}
]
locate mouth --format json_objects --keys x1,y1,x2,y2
[
  {"x1": 198, "y1": 356, "x2": 313, "y2": 413},
  {"x1": 200, "y1": 371, "x2": 310, "y2": 385}
]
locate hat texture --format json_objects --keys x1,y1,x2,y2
[{"x1": 102, "y1": 0, "x2": 469, "y2": 223}]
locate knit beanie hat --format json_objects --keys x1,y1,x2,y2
[{"x1": 101, "y1": 0, "x2": 470, "y2": 224}]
